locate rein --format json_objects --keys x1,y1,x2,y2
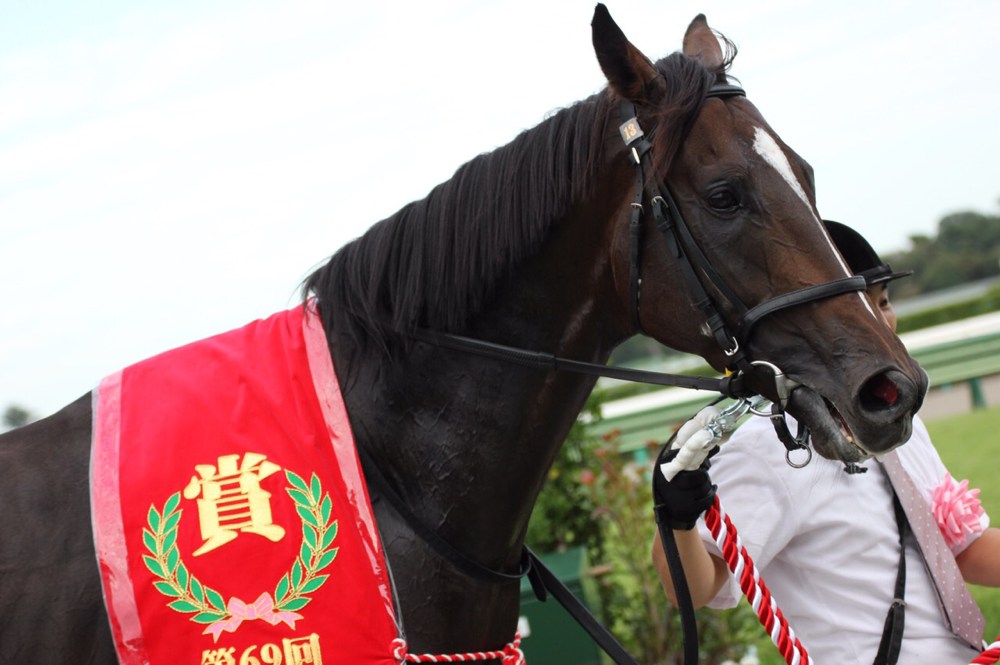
[
  {"x1": 410, "y1": 329, "x2": 749, "y2": 396},
  {"x1": 360, "y1": 434, "x2": 640, "y2": 664}
]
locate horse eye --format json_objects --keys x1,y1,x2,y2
[{"x1": 706, "y1": 188, "x2": 740, "y2": 212}]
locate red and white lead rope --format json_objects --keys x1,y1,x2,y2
[
  {"x1": 704, "y1": 495, "x2": 813, "y2": 665},
  {"x1": 672, "y1": 404, "x2": 996, "y2": 665},
  {"x1": 705, "y1": 495, "x2": 999, "y2": 665},
  {"x1": 973, "y1": 639, "x2": 1000, "y2": 664},
  {"x1": 392, "y1": 633, "x2": 525, "y2": 664}
]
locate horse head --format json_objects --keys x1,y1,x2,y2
[{"x1": 593, "y1": 5, "x2": 928, "y2": 463}]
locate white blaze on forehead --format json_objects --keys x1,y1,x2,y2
[{"x1": 751, "y1": 127, "x2": 875, "y2": 317}]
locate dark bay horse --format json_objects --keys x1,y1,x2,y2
[{"x1": 0, "y1": 6, "x2": 927, "y2": 662}]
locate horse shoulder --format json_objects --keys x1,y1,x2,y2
[{"x1": 0, "y1": 393, "x2": 117, "y2": 663}]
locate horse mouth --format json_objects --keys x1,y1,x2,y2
[
  {"x1": 788, "y1": 387, "x2": 869, "y2": 463},
  {"x1": 826, "y1": 398, "x2": 870, "y2": 459}
]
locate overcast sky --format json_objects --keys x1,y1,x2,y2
[{"x1": 2, "y1": 0, "x2": 999, "y2": 419}]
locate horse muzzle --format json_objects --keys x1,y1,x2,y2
[{"x1": 787, "y1": 363, "x2": 927, "y2": 463}]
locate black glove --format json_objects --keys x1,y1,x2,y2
[{"x1": 653, "y1": 446, "x2": 718, "y2": 531}]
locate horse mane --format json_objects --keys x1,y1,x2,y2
[{"x1": 303, "y1": 48, "x2": 733, "y2": 364}]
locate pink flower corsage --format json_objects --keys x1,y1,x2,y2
[{"x1": 931, "y1": 473, "x2": 984, "y2": 549}]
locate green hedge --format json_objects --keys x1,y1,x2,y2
[{"x1": 896, "y1": 285, "x2": 1000, "y2": 333}]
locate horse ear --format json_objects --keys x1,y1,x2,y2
[
  {"x1": 682, "y1": 14, "x2": 724, "y2": 70},
  {"x1": 592, "y1": 3, "x2": 664, "y2": 104}
]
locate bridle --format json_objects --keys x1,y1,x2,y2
[
  {"x1": 619, "y1": 83, "x2": 866, "y2": 454},
  {"x1": 415, "y1": 86, "x2": 868, "y2": 434},
  {"x1": 359, "y1": 82, "x2": 871, "y2": 664},
  {"x1": 391, "y1": 83, "x2": 870, "y2": 537},
  {"x1": 624, "y1": 84, "x2": 868, "y2": 665}
]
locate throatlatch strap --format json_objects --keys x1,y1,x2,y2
[
  {"x1": 653, "y1": 185, "x2": 749, "y2": 319},
  {"x1": 651, "y1": 193, "x2": 739, "y2": 356}
]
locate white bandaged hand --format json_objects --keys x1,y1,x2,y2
[{"x1": 659, "y1": 405, "x2": 722, "y2": 482}]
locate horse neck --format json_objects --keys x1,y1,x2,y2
[{"x1": 341, "y1": 169, "x2": 633, "y2": 573}]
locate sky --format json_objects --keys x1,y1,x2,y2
[{"x1": 2, "y1": 0, "x2": 999, "y2": 419}]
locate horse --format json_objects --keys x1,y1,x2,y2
[{"x1": 0, "y1": 5, "x2": 927, "y2": 662}]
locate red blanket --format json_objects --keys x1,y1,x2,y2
[{"x1": 91, "y1": 304, "x2": 399, "y2": 664}]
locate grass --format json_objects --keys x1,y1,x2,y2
[{"x1": 749, "y1": 406, "x2": 1000, "y2": 665}]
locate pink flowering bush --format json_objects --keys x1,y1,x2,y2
[{"x1": 931, "y1": 473, "x2": 984, "y2": 549}]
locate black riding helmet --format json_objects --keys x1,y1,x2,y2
[{"x1": 824, "y1": 220, "x2": 913, "y2": 285}]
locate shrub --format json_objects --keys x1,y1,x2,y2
[{"x1": 528, "y1": 407, "x2": 760, "y2": 664}]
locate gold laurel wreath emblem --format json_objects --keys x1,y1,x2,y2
[{"x1": 142, "y1": 470, "x2": 339, "y2": 626}]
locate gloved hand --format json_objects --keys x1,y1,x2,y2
[{"x1": 653, "y1": 444, "x2": 718, "y2": 531}]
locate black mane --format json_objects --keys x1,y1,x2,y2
[{"x1": 303, "y1": 51, "x2": 726, "y2": 361}]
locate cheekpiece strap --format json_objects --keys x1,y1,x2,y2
[{"x1": 620, "y1": 99, "x2": 652, "y2": 333}]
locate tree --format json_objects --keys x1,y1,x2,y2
[
  {"x1": 2, "y1": 404, "x2": 35, "y2": 430},
  {"x1": 885, "y1": 209, "x2": 1000, "y2": 297}
]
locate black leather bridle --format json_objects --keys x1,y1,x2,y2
[
  {"x1": 419, "y1": 85, "x2": 865, "y2": 410},
  {"x1": 620, "y1": 84, "x2": 866, "y2": 387},
  {"x1": 619, "y1": 84, "x2": 866, "y2": 459},
  {"x1": 625, "y1": 84, "x2": 868, "y2": 665}
]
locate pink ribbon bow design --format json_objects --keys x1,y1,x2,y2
[
  {"x1": 931, "y1": 472, "x2": 985, "y2": 550},
  {"x1": 204, "y1": 592, "x2": 304, "y2": 642}
]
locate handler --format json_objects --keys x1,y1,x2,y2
[{"x1": 652, "y1": 221, "x2": 1000, "y2": 664}]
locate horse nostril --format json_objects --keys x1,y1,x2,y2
[{"x1": 860, "y1": 372, "x2": 901, "y2": 411}]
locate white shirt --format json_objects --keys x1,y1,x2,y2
[{"x1": 697, "y1": 414, "x2": 990, "y2": 664}]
